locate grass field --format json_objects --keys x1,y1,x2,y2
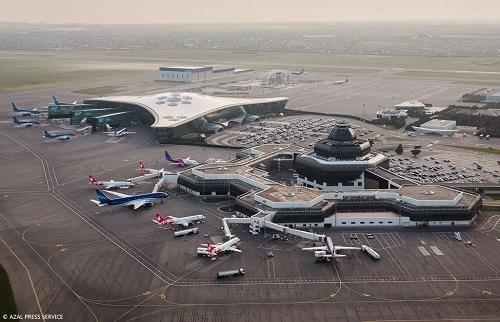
[
  {"x1": 396, "y1": 70, "x2": 500, "y2": 82},
  {"x1": 2, "y1": 49, "x2": 500, "y2": 93},
  {"x1": 73, "y1": 86, "x2": 124, "y2": 96},
  {"x1": 0, "y1": 264, "x2": 17, "y2": 315}
]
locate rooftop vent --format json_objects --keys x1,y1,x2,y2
[
  {"x1": 156, "y1": 101, "x2": 165, "y2": 105},
  {"x1": 157, "y1": 96, "x2": 168, "y2": 100},
  {"x1": 182, "y1": 96, "x2": 192, "y2": 100},
  {"x1": 167, "y1": 102, "x2": 178, "y2": 106},
  {"x1": 422, "y1": 190, "x2": 435, "y2": 195},
  {"x1": 217, "y1": 167, "x2": 228, "y2": 171},
  {"x1": 167, "y1": 96, "x2": 181, "y2": 102},
  {"x1": 181, "y1": 100, "x2": 192, "y2": 104},
  {"x1": 282, "y1": 191, "x2": 296, "y2": 197},
  {"x1": 163, "y1": 115, "x2": 173, "y2": 119}
]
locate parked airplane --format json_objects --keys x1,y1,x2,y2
[
  {"x1": 43, "y1": 130, "x2": 75, "y2": 140},
  {"x1": 51, "y1": 96, "x2": 79, "y2": 106},
  {"x1": 290, "y1": 68, "x2": 305, "y2": 75},
  {"x1": 206, "y1": 158, "x2": 229, "y2": 164},
  {"x1": 12, "y1": 116, "x2": 40, "y2": 128},
  {"x1": 152, "y1": 213, "x2": 206, "y2": 227},
  {"x1": 11, "y1": 102, "x2": 45, "y2": 116},
  {"x1": 138, "y1": 162, "x2": 163, "y2": 175},
  {"x1": 89, "y1": 175, "x2": 135, "y2": 189},
  {"x1": 302, "y1": 237, "x2": 360, "y2": 261},
  {"x1": 104, "y1": 124, "x2": 136, "y2": 137},
  {"x1": 164, "y1": 150, "x2": 198, "y2": 167},
  {"x1": 90, "y1": 189, "x2": 167, "y2": 210},
  {"x1": 334, "y1": 78, "x2": 349, "y2": 85},
  {"x1": 197, "y1": 237, "x2": 241, "y2": 257}
]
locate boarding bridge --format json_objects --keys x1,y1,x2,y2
[
  {"x1": 127, "y1": 173, "x2": 161, "y2": 183},
  {"x1": 222, "y1": 214, "x2": 380, "y2": 260},
  {"x1": 153, "y1": 173, "x2": 179, "y2": 193},
  {"x1": 222, "y1": 213, "x2": 326, "y2": 242}
]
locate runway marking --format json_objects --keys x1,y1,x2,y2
[
  {"x1": 105, "y1": 136, "x2": 127, "y2": 144},
  {"x1": 417, "y1": 246, "x2": 431, "y2": 256},
  {"x1": 430, "y1": 246, "x2": 444, "y2": 256},
  {"x1": 0, "y1": 235, "x2": 46, "y2": 321}
]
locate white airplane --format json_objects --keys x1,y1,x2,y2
[
  {"x1": 197, "y1": 237, "x2": 241, "y2": 257},
  {"x1": 205, "y1": 158, "x2": 229, "y2": 164},
  {"x1": 152, "y1": 213, "x2": 206, "y2": 227},
  {"x1": 138, "y1": 162, "x2": 163, "y2": 176},
  {"x1": 104, "y1": 124, "x2": 136, "y2": 137},
  {"x1": 302, "y1": 237, "x2": 360, "y2": 261},
  {"x1": 334, "y1": 78, "x2": 349, "y2": 85},
  {"x1": 164, "y1": 150, "x2": 198, "y2": 167},
  {"x1": 89, "y1": 175, "x2": 135, "y2": 189}
]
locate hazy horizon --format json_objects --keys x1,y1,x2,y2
[{"x1": 3, "y1": 0, "x2": 500, "y2": 24}]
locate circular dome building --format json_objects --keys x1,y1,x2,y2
[{"x1": 295, "y1": 122, "x2": 388, "y2": 191}]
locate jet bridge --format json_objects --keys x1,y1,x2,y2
[
  {"x1": 222, "y1": 213, "x2": 326, "y2": 242},
  {"x1": 221, "y1": 213, "x2": 380, "y2": 260}
]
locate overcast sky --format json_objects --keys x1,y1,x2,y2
[{"x1": 2, "y1": 0, "x2": 500, "y2": 24}]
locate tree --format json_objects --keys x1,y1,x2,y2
[
  {"x1": 395, "y1": 144, "x2": 403, "y2": 155},
  {"x1": 411, "y1": 146, "x2": 421, "y2": 157}
]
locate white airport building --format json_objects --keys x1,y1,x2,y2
[
  {"x1": 84, "y1": 92, "x2": 288, "y2": 143},
  {"x1": 484, "y1": 90, "x2": 500, "y2": 103},
  {"x1": 158, "y1": 66, "x2": 251, "y2": 82},
  {"x1": 394, "y1": 100, "x2": 426, "y2": 112},
  {"x1": 376, "y1": 108, "x2": 408, "y2": 120},
  {"x1": 412, "y1": 119, "x2": 459, "y2": 136}
]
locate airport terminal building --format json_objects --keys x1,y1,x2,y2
[
  {"x1": 177, "y1": 123, "x2": 481, "y2": 228},
  {"x1": 84, "y1": 92, "x2": 288, "y2": 143}
]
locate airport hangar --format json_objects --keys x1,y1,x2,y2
[
  {"x1": 177, "y1": 122, "x2": 482, "y2": 229},
  {"x1": 83, "y1": 92, "x2": 288, "y2": 143}
]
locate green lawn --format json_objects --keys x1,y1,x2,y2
[
  {"x1": 3, "y1": 49, "x2": 500, "y2": 93},
  {"x1": 0, "y1": 264, "x2": 17, "y2": 315},
  {"x1": 73, "y1": 86, "x2": 124, "y2": 96}
]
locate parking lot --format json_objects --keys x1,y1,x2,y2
[
  {"x1": 386, "y1": 147, "x2": 500, "y2": 184},
  {"x1": 208, "y1": 115, "x2": 383, "y2": 148}
]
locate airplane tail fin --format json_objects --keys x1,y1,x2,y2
[
  {"x1": 105, "y1": 124, "x2": 112, "y2": 131},
  {"x1": 156, "y1": 213, "x2": 165, "y2": 223},
  {"x1": 43, "y1": 130, "x2": 50, "y2": 138},
  {"x1": 12, "y1": 116, "x2": 19, "y2": 124},
  {"x1": 52, "y1": 96, "x2": 59, "y2": 105},
  {"x1": 89, "y1": 175, "x2": 98, "y2": 185},
  {"x1": 95, "y1": 189, "x2": 110, "y2": 203},
  {"x1": 139, "y1": 162, "x2": 145, "y2": 169},
  {"x1": 164, "y1": 150, "x2": 173, "y2": 161},
  {"x1": 12, "y1": 102, "x2": 19, "y2": 111}
]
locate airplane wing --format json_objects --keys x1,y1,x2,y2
[
  {"x1": 123, "y1": 131, "x2": 136, "y2": 134},
  {"x1": 130, "y1": 200, "x2": 148, "y2": 210},
  {"x1": 90, "y1": 199, "x2": 105, "y2": 207},
  {"x1": 103, "y1": 190, "x2": 130, "y2": 198},
  {"x1": 302, "y1": 246, "x2": 328, "y2": 251},
  {"x1": 335, "y1": 246, "x2": 362, "y2": 251},
  {"x1": 229, "y1": 247, "x2": 241, "y2": 253}
]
